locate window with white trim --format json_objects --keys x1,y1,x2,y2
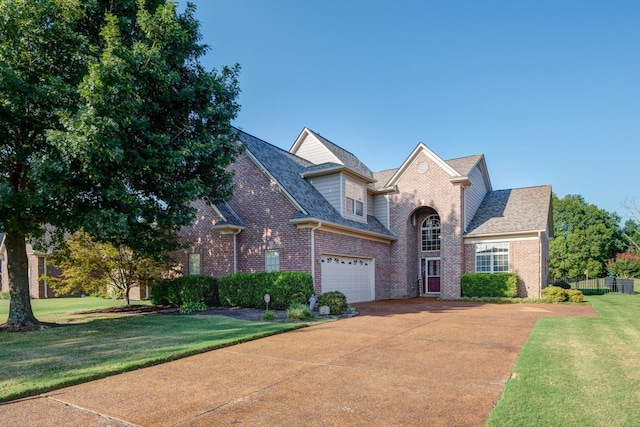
[
  {"x1": 475, "y1": 242, "x2": 509, "y2": 273},
  {"x1": 421, "y1": 215, "x2": 441, "y2": 251},
  {"x1": 265, "y1": 249, "x2": 280, "y2": 272},
  {"x1": 344, "y1": 179, "x2": 365, "y2": 217},
  {"x1": 188, "y1": 253, "x2": 201, "y2": 275}
]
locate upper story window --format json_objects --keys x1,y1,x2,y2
[
  {"x1": 475, "y1": 242, "x2": 509, "y2": 273},
  {"x1": 344, "y1": 179, "x2": 365, "y2": 218},
  {"x1": 421, "y1": 215, "x2": 441, "y2": 251}
]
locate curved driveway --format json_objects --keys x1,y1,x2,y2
[{"x1": 1, "y1": 299, "x2": 596, "y2": 426}]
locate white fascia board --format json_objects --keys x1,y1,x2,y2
[{"x1": 387, "y1": 142, "x2": 461, "y2": 187}]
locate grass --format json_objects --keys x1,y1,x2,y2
[
  {"x1": 0, "y1": 297, "x2": 307, "y2": 402},
  {"x1": 487, "y1": 293, "x2": 640, "y2": 426}
]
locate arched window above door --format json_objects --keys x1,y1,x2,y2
[{"x1": 421, "y1": 215, "x2": 441, "y2": 251}]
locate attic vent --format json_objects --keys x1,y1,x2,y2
[{"x1": 416, "y1": 161, "x2": 429, "y2": 174}]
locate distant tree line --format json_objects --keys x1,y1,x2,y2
[{"x1": 550, "y1": 194, "x2": 640, "y2": 280}]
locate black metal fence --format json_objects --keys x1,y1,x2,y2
[{"x1": 558, "y1": 277, "x2": 636, "y2": 295}]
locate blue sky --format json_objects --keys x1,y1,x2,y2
[{"x1": 178, "y1": 1, "x2": 639, "y2": 220}]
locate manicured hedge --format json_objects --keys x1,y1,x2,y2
[
  {"x1": 461, "y1": 273, "x2": 519, "y2": 298},
  {"x1": 218, "y1": 271, "x2": 314, "y2": 310},
  {"x1": 150, "y1": 275, "x2": 220, "y2": 307}
]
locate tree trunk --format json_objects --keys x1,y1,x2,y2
[
  {"x1": 5, "y1": 231, "x2": 40, "y2": 327},
  {"x1": 123, "y1": 285, "x2": 131, "y2": 306}
]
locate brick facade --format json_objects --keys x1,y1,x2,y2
[
  {"x1": 173, "y1": 136, "x2": 550, "y2": 301},
  {"x1": 388, "y1": 151, "x2": 466, "y2": 299}
]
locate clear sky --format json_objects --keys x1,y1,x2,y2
[{"x1": 178, "y1": 0, "x2": 639, "y2": 220}]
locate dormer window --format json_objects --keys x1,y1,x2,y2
[{"x1": 345, "y1": 179, "x2": 365, "y2": 217}]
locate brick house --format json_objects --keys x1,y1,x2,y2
[
  {"x1": 0, "y1": 233, "x2": 58, "y2": 299},
  {"x1": 174, "y1": 128, "x2": 553, "y2": 302},
  {"x1": 0, "y1": 233, "x2": 149, "y2": 300}
]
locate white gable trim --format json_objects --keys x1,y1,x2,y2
[
  {"x1": 387, "y1": 142, "x2": 461, "y2": 187},
  {"x1": 244, "y1": 149, "x2": 308, "y2": 215},
  {"x1": 210, "y1": 204, "x2": 227, "y2": 222},
  {"x1": 290, "y1": 128, "x2": 343, "y2": 165}
]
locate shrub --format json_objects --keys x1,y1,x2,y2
[
  {"x1": 541, "y1": 286, "x2": 567, "y2": 303},
  {"x1": 179, "y1": 301, "x2": 208, "y2": 314},
  {"x1": 567, "y1": 289, "x2": 584, "y2": 303},
  {"x1": 261, "y1": 310, "x2": 275, "y2": 321},
  {"x1": 461, "y1": 273, "x2": 519, "y2": 298},
  {"x1": 150, "y1": 275, "x2": 219, "y2": 309},
  {"x1": 218, "y1": 271, "x2": 314, "y2": 310},
  {"x1": 287, "y1": 302, "x2": 311, "y2": 320},
  {"x1": 551, "y1": 279, "x2": 571, "y2": 289},
  {"x1": 317, "y1": 291, "x2": 348, "y2": 315}
]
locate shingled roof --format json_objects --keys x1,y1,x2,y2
[
  {"x1": 304, "y1": 129, "x2": 374, "y2": 179},
  {"x1": 213, "y1": 202, "x2": 245, "y2": 228},
  {"x1": 236, "y1": 130, "x2": 396, "y2": 239},
  {"x1": 465, "y1": 186, "x2": 552, "y2": 236},
  {"x1": 446, "y1": 155, "x2": 483, "y2": 176}
]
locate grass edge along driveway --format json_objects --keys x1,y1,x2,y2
[
  {"x1": 488, "y1": 292, "x2": 640, "y2": 426},
  {"x1": 0, "y1": 298, "x2": 306, "y2": 403}
]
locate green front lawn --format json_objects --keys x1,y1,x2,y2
[
  {"x1": 488, "y1": 293, "x2": 640, "y2": 426},
  {"x1": 0, "y1": 297, "x2": 305, "y2": 402}
]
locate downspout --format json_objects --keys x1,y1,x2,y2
[
  {"x1": 538, "y1": 230, "x2": 543, "y2": 298},
  {"x1": 43, "y1": 256, "x2": 48, "y2": 299},
  {"x1": 233, "y1": 229, "x2": 242, "y2": 274},
  {"x1": 310, "y1": 222, "x2": 322, "y2": 285}
]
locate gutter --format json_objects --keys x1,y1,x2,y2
[
  {"x1": 290, "y1": 217, "x2": 397, "y2": 243},
  {"x1": 233, "y1": 229, "x2": 242, "y2": 274}
]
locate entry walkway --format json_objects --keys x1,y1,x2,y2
[{"x1": 1, "y1": 299, "x2": 596, "y2": 426}]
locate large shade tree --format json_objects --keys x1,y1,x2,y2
[
  {"x1": 0, "y1": 0, "x2": 241, "y2": 328},
  {"x1": 550, "y1": 194, "x2": 624, "y2": 279}
]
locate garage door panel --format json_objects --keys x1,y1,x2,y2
[{"x1": 321, "y1": 256, "x2": 374, "y2": 303}]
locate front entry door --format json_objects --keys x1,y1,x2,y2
[{"x1": 421, "y1": 258, "x2": 441, "y2": 294}]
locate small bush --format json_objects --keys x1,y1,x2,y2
[
  {"x1": 261, "y1": 310, "x2": 275, "y2": 321},
  {"x1": 287, "y1": 302, "x2": 311, "y2": 320},
  {"x1": 150, "y1": 275, "x2": 219, "y2": 308},
  {"x1": 551, "y1": 279, "x2": 571, "y2": 289},
  {"x1": 567, "y1": 289, "x2": 584, "y2": 303},
  {"x1": 541, "y1": 286, "x2": 567, "y2": 303},
  {"x1": 461, "y1": 273, "x2": 519, "y2": 298},
  {"x1": 317, "y1": 291, "x2": 348, "y2": 315},
  {"x1": 179, "y1": 301, "x2": 208, "y2": 314}
]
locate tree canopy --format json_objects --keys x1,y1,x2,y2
[
  {"x1": 44, "y1": 231, "x2": 164, "y2": 305},
  {"x1": 549, "y1": 194, "x2": 624, "y2": 279},
  {"x1": 1, "y1": 0, "x2": 241, "y2": 328}
]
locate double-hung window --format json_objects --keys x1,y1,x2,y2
[
  {"x1": 188, "y1": 253, "x2": 201, "y2": 275},
  {"x1": 345, "y1": 180, "x2": 364, "y2": 217},
  {"x1": 475, "y1": 242, "x2": 509, "y2": 273},
  {"x1": 265, "y1": 249, "x2": 280, "y2": 272}
]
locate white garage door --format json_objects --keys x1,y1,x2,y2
[{"x1": 320, "y1": 255, "x2": 374, "y2": 303}]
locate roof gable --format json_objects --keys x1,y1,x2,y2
[
  {"x1": 237, "y1": 129, "x2": 395, "y2": 240},
  {"x1": 291, "y1": 128, "x2": 374, "y2": 179},
  {"x1": 465, "y1": 185, "x2": 552, "y2": 236},
  {"x1": 446, "y1": 154, "x2": 492, "y2": 191},
  {"x1": 386, "y1": 143, "x2": 461, "y2": 187}
]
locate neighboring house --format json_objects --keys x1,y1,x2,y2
[
  {"x1": 0, "y1": 233, "x2": 57, "y2": 299},
  {"x1": 0, "y1": 233, "x2": 149, "y2": 300},
  {"x1": 175, "y1": 128, "x2": 553, "y2": 302}
]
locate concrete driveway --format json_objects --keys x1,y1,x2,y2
[{"x1": 1, "y1": 299, "x2": 596, "y2": 426}]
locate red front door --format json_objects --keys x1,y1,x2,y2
[{"x1": 426, "y1": 259, "x2": 441, "y2": 293}]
